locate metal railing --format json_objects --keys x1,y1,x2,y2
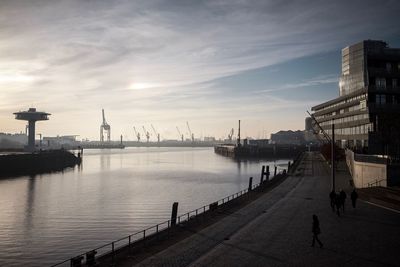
[
  {"x1": 50, "y1": 179, "x2": 275, "y2": 267},
  {"x1": 366, "y1": 179, "x2": 386, "y2": 188}
]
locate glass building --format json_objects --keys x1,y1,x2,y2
[{"x1": 311, "y1": 40, "x2": 400, "y2": 157}]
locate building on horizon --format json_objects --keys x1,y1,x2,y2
[{"x1": 311, "y1": 40, "x2": 400, "y2": 158}]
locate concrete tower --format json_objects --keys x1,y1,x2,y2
[{"x1": 14, "y1": 108, "x2": 50, "y2": 151}]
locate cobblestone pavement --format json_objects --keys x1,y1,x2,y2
[{"x1": 134, "y1": 152, "x2": 400, "y2": 267}]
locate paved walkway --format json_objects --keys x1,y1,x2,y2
[{"x1": 133, "y1": 152, "x2": 400, "y2": 267}]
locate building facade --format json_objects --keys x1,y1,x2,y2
[{"x1": 312, "y1": 40, "x2": 400, "y2": 157}]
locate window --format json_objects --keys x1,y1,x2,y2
[
  {"x1": 393, "y1": 79, "x2": 398, "y2": 88},
  {"x1": 386, "y1": 62, "x2": 392, "y2": 72},
  {"x1": 376, "y1": 94, "x2": 386, "y2": 105},
  {"x1": 360, "y1": 100, "x2": 367, "y2": 111},
  {"x1": 376, "y1": 77, "x2": 386, "y2": 89}
]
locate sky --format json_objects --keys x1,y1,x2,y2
[{"x1": 1, "y1": 0, "x2": 399, "y2": 141}]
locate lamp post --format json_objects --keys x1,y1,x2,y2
[{"x1": 331, "y1": 120, "x2": 335, "y2": 192}]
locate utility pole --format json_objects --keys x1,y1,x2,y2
[{"x1": 237, "y1": 120, "x2": 241, "y2": 147}]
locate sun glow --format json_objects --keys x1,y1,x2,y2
[{"x1": 129, "y1": 82, "x2": 161, "y2": 90}]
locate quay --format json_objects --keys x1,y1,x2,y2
[
  {"x1": 214, "y1": 143, "x2": 306, "y2": 158},
  {"x1": 54, "y1": 151, "x2": 400, "y2": 267},
  {"x1": 0, "y1": 149, "x2": 82, "y2": 177}
]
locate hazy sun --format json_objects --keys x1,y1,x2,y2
[{"x1": 129, "y1": 82, "x2": 161, "y2": 90}]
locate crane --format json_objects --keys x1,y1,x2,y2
[
  {"x1": 151, "y1": 124, "x2": 160, "y2": 142},
  {"x1": 186, "y1": 121, "x2": 194, "y2": 142},
  {"x1": 176, "y1": 126, "x2": 184, "y2": 142},
  {"x1": 228, "y1": 128, "x2": 234, "y2": 141},
  {"x1": 133, "y1": 126, "x2": 141, "y2": 142},
  {"x1": 100, "y1": 109, "x2": 111, "y2": 142},
  {"x1": 142, "y1": 126, "x2": 150, "y2": 142}
]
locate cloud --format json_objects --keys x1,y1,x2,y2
[{"x1": 0, "y1": 0, "x2": 399, "y2": 138}]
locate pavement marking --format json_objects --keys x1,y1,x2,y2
[{"x1": 362, "y1": 200, "x2": 400, "y2": 214}]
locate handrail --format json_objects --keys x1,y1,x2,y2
[{"x1": 365, "y1": 179, "x2": 386, "y2": 187}]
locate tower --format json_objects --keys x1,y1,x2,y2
[{"x1": 14, "y1": 108, "x2": 50, "y2": 152}]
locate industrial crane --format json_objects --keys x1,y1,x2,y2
[
  {"x1": 186, "y1": 121, "x2": 194, "y2": 142},
  {"x1": 176, "y1": 126, "x2": 184, "y2": 142},
  {"x1": 228, "y1": 128, "x2": 234, "y2": 141},
  {"x1": 100, "y1": 109, "x2": 111, "y2": 142},
  {"x1": 142, "y1": 126, "x2": 150, "y2": 142},
  {"x1": 151, "y1": 124, "x2": 160, "y2": 142},
  {"x1": 133, "y1": 126, "x2": 141, "y2": 142}
]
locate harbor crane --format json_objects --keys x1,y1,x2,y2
[
  {"x1": 151, "y1": 124, "x2": 160, "y2": 142},
  {"x1": 100, "y1": 109, "x2": 110, "y2": 142},
  {"x1": 142, "y1": 126, "x2": 150, "y2": 142},
  {"x1": 133, "y1": 126, "x2": 141, "y2": 142},
  {"x1": 228, "y1": 128, "x2": 234, "y2": 141},
  {"x1": 176, "y1": 126, "x2": 184, "y2": 142},
  {"x1": 186, "y1": 121, "x2": 194, "y2": 142}
]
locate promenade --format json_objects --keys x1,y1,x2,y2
[{"x1": 131, "y1": 152, "x2": 400, "y2": 267}]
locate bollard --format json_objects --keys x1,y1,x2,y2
[
  {"x1": 248, "y1": 177, "x2": 253, "y2": 191},
  {"x1": 288, "y1": 161, "x2": 291, "y2": 171},
  {"x1": 266, "y1": 166, "x2": 270, "y2": 180},
  {"x1": 274, "y1": 166, "x2": 277, "y2": 177},
  {"x1": 71, "y1": 255, "x2": 83, "y2": 267},
  {"x1": 86, "y1": 250, "x2": 97, "y2": 266},
  {"x1": 260, "y1": 165, "x2": 265, "y2": 184},
  {"x1": 171, "y1": 202, "x2": 179, "y2": 226}
]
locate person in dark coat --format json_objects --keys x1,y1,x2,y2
[
  {"x1": 339, "y1": 189, "x2": 347, "y2": 212},
  {"x1": 311, "y1": 214, "x2": 323, "y2": 248},
  {"x1": 329, "y1": 190, "x2": 336, "y2": 212},
  {"x1": 351, "y1": 189, "x2": 358, "y2": 208},
  {"x1": 334, "y1": 194, "x2": 341, "y2": 216}
]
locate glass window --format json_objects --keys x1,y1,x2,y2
[
  {"x1": 393, "y1": 79, "x2": 398, "y2": 88},
  {"x1": 376, "y1": 77, "x2": 386, "y2": 89},
  {"x1": 386, "y1": 62, "x2": 392, "y2": 72}
]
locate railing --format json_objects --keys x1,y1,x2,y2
[
  {"x1": 50, "y1": 179, "x2": 273, "y2": 267},
  {"x1": 366, "y1": 179, "x2": 386, "y2": 188}
]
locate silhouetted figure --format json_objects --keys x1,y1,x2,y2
[
  {"x1": 351, "y1": 189, "x2": 358, "y2": 208},
  {"x1": 339, "y1": 189, "x2": 347, "y2": 212},
  {"x1": 334, "y1": 194, "x2": 341, "y2": 216},
  {"x1": 329, "y1": 190, "x2": 336, "y2": 212},
  {"x1": 311, "y1": 214, "x2": 323, "y2": 248}
]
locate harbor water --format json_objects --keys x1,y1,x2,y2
[{"x1": 0, "y1": 147, "x2": 289, "y2": 266}]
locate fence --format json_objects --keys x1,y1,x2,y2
[{"x1": 50, "y1": 159, "x2": 298, "y2": 267}]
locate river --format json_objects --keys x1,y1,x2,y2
[{"x1": 0, "y1": 147, "x2": 290, "y2": 266}]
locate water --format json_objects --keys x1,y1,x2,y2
[{"x1": 0, "y1": 147, "x2": 289, "y2": 266}]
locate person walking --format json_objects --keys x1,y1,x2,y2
[
  {"x1": 351, "y1": 189, "x2": 358, "y2": 208},
  {"x1": 311, "y1": 214, "x2": 323, "y2": 248},
  {"x1": 335, "y1": 194, "x2": 341, "y2": 216},
  {"x1": 329, "y1": 190, "x2": 336, "y2": 212},
  {"x1": 340, "y1": 189, "x2": 347, "y2": 212}
]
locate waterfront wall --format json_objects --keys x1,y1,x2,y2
[
  {"x1": 345, "y1": 149, "x2": 387, "y2": 188},
  {"x1": 0, "y1": 150, "x2": 81, "y2": 177}
]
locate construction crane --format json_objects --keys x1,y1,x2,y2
[
  {"x1": 133, "y1": 126, "x2": 141, "y2": 142},
  {"x1": 142, "y1": 126, "x2": 150, "y2": 143},
  {"x1": 100, "y1": 109, "x2": 111, "y2": 142},
  {"x1": 176, "y1": 126, "x2": 184, "y2": 142},
  {"x1": 151, "y1": 124, "x2": 160, "y2": 142},
  {"x1": 186, "y1": 121, "x2": 194, "y2": 142},
  {"x1": 228, "y1": 128, "x2": 234, "y2": 141}
]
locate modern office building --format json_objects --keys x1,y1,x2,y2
[{"x1": 311, "y1": 40, "x2": 400, "y2": 157}]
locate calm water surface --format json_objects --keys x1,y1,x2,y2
[{"x1": 0, "y1": 147, "x2": 289, "y2": 266}]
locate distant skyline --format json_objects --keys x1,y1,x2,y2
[{"x1": 1, "y1": 0, "x2": 399, "y2": 140}]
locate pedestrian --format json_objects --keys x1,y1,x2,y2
[
  {"x1": 329, "y1": 190, "x2": 336, "y2": 212},
  {"x1": 311, "y1": 214, "x2": 323, "y2": 248},
  {"x1": 334, "y1": 194, "x2": 341, "y2": 216},
  {"x1": 339, "y1": 189, "x2": 347, "y2": 212},
  {"x1": 351, "y1": 189, "x2": 358, "y2": 208}
]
